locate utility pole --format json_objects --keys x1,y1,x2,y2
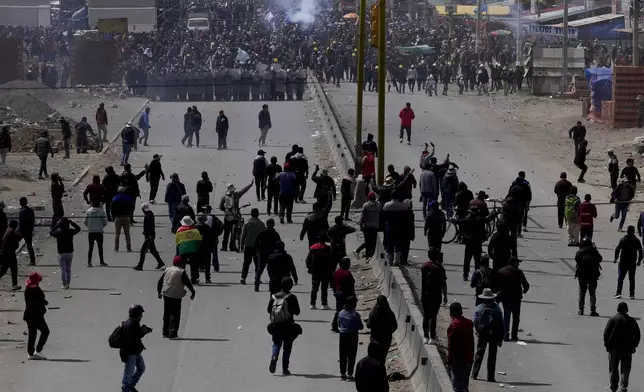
[
  {"x1": 377, "y1": 0, "x2": 386, "y2": 184},
  {"x1": 561, "y1": 0, "x2": 569, "y2": 92},
  {"x1": 355, "y1": 0, "x2": 367, "y2": 164},
  {"x1": 634, "y1": 0, "x2": 640, "y2": 66},
  {"x1": 449, "y1": 0, "x2": 455, "y2": 37},
  {"x1": 475, "y1": 0, "x2": 482, "y2": 54},
  {"x1": 516, "y1": 0, "x2": 521, "y2": 65}
]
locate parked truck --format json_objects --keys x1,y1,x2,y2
[{"x1": 187, "y1": 12, "x2": 211, "y2": 31}]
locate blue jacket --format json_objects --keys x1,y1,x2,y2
[
  {"x1": 338, "y1": 309, "x2": 364, "y2": 333},
  {"x1": 277, "y1": 171, "x2": 297, "y2": 197}
]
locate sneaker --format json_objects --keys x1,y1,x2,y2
[
  {"x1": 614, "y1": 294, "x2": 622, "y2": 299},
  {"x1": 206, "y1": 279, "x2": 212, "y2": 284},
  {"x1": 100, "y1": 262, "x2": 109, "y2": 266},
  {"x1": 341, "y1": 374, "x2": 347, "y2": 380},
  {"x1": 282, "y1": 369, "x2": 291, "y2": 376},
  {"x1": 578, "y1": 309, "x2": 584, "y2": 315},
  {"x1": 280, "y1": 218, "x2": 285, "y2": 224},
  {"x1": 346, "y1": 374, "x2": 355, "y2": 381},
  {"x1": 156, "y1": 263, "x2": 165, "y2": 269},
  {"x1": 610, "y1": 215, "x2": 615, "y2": 222},
  {"x1": 29, "y1": 352, "x2": 46, "y2": 360},
  {"x1": 321, "y1": 305, "x2": 331, "y2": 310},
  {"x1": 133, "y1": 266, "x2": 143, "y2": 271},
  {"x1": 87, "y1": 263, "x2": 93, "y2": 267},
  {"x1": 590, "y1": 311, "x2": 599, "y2": 317},
  {"x1": 240, "y1": 279, "x2": 246, "y2": 285},
  {"x1": 310, "y1": 304, "x2": 317, "y2": 310},
  {"x1": 423, "y1": 337, "x2": 430, "y2": 344},
  {"x1": 630, "y1": 295, "x2": 635, "y2": 300},
  {"x1": 287, "y1": 220, "x2": 293, "y2": 224},
  {"x1": 254, "y1": 287, "x2": 259, "y2": 292},
  {"x1": 399, "y1": 138, "x2": 403, "y2": 143},
  {"x1": 407, "y1": 141, "x2": 411, "y2": 145},
  {"x1": 269, "y1": 357, "x2": 277, "y2": 374},
  {"x1": 11, "y1": 285, "x2": 21, "y2": 291}
]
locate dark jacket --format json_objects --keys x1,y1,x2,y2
[
  {"x1": 0, "y1": 209, "x2": 6, "y2": 240},
  {"x1": 142, "y1": 210, "x2": 156, "y2": 237},
  {"x1": 355, "y1": 356, "x2": 389, "y2": 392},
  {"x1": 195, "y1": 222, "x2": 213, "y2": 255},
  {"x1": 305, "y1": 242, "x2": 334, "y2": 276},
  {"x1": 50, "y1": 221, "x2": 81, "y2": 254},
  {"x1": 327, "y1": 223, "x2": 356, "y2": 256},
  {"x1": 498, "y1": 264, "x2": 530, "y2": 302},
  {"x1": 164, "y1": 180, "x2": 187, "y2": 204},
  {"x1": 569, "y1": 124, "x2": 586, "y2": 141},
  {"x1": 487, "y1": 232, "x2": 513, "y2": 269},
  {"x1": 258, "y1": 109, "x2": 272, "y2": 128},
  {"x1": 300, "y1": 210, "x2": 329, "y2": 245},
  {"x1": 311, "y1": 171, "x2": 336, "y2": 201},
  {"x1": 508, "y1": 177, "x2": 532, "y2": 204},
  {"x1": 23, "y1": 286, "x2": 48, "y2": 322},
  {"x1": 196, "y1": 179, "x2": 213, "y2": 201},
  {"x1": 424, "y1": 208, "x2": 446, "y2": 237},
  {"x1": 471, "y1": 266, "x2": 501, "y2": 296},
  {"x1": 83, "y1": 183, "x2": 105, "y2": 205},
  {"x1": 18, "y1": 205, "x2": 35, "y2": 235},
  {"x1": 0, "y1": 228, "x2": 21, "y2": 255},
  {"x1": 266, "y1": 163, "x2": 282, "y2": 189},
  {"x1": 102, "y1": 169, "x2": 120, "y2": 198},
  {"x1": 172, "y1": 203, "x2": 196, "y2": 232},
  {"x1": 267, "y1": 250, "x2": 298, "y2": 283},
  {"x1": 256, "y1": 228, "x2": 282, "y2": 258},
  {"x1": 216, "y1": 114, "x2": 229, "y2": 132},
  {"x1": 604, "y1": 312, "x2": 641, "y2": 352},
  {"x1": 119, "y1": 317, "x2": 150, "y2": 360},
  {"x1": 146, "y1": 158, "x2": 164, "y2": 180},
  {"x1": 267, "y1": 291, "x2": 300, "y2": 330},
  {"x1": 554, "y1": 179, "x2": 573, "y2": 199},
  {"x1": 421, "y1": 261, "x2": 447, "y2": 303},
  {"x1": 615, "y1": 233, "x2": 643, "y2": 267},
  {"x1": 574, "y1": 244, "x2": 603, "y2": 281},
  {"x1": 0, "y1": 128, "x2": 12, "y2": 150},
  {"x1": 111, "y1": 194, "x2": 135, "y2": 217}
]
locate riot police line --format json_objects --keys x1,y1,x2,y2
[{"x1": 139, "y1": 67, "x2": 308, "y2": 102}]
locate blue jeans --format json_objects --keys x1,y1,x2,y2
[
  {"x1": 451, "y1": 363, "x2": 472, "y2": 392},
  {"x1": 168, "y1": 201, "x2": 180, "y2": 224},
  {"x1": 613, "y1": 203, "x2": 628, "y2": 230},
  {"x1": 122, "y1": 354, "x2": 145, "y2": 392},
  {"x1": 271, "y1": 336, "x2": 294, "y2": 370},
  {"x1": 121, "y1": 143, "x2": 132, "y2": 165},
  {"x1": 211, "y1": 242, "x2": 220, "y2": 269},
  {"x1": 421, "y1": 191, "x2": 437, "y2": 217}
]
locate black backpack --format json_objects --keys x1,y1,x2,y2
[
  {"x1": 253, "y1": 157, "x2": 267, "y2": 176},
  {"x1": 108, "y1": 322, "x2": 125, "y2": 349},
  {"x1": 477, "y1": 268, "x2": 493, "y2": 291},
  {"x1": 212, "y1": 215, "x2": 224, "y2": 237}
]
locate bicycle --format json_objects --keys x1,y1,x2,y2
[
  {"x1": 233, "y1": 203, "x2": 251, "y2": 253},
  {"x1": 485, "y1": 198, "x2": 504, "y2": 239}
]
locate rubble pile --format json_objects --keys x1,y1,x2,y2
[
  {"x1": 0, "y1": 81, "x2": 103, "y2": 153},
  {"x1": 74, "y1": 83, "x2": 133, "y2": 100}
]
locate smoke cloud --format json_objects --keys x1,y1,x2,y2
[{"x1": 286, "y1": 0, "x2": 318, "y2": 24}]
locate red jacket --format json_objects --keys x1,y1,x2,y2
[
  {"x1": 362, "y1": 153, "x2": 375, "y2": 178},
  {"x1": 447, "y1": 316, "x2": 474, "y2": 365},
  {"x1": 578, "y1": 200, "x2": 597, "y2": 227},
  {"x1": 399, "y1": 107, "x2": 415, "y2": 127}
]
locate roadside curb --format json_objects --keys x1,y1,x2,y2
[
  {"x1": 308, "y1": 76, "x2": 355, "y2": 175},
  {"x1": 70, "y1": 99, "x2": 150, "y2": 188},
  {"x1": 371, "y1": 239, "x2": 453, "y2": 392}
]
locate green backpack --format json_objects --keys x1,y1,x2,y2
[{"x1": 564, "y1": 196, "x2": 580, "y2": 222}]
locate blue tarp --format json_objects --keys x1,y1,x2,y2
[{"x1": 585, "y1": 67, "x2": 612, "y2": 107}]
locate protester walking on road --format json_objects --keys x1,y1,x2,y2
[
  {"x1": 421, "y1": 248, "x2": 448, "y2": 344},
  {"x1": 276, "y1": 163, "x2": 297, "y2": 223},
  {"x1": 554, "y1": 172, "x2": 573, "y2": 229},
  {"x1": 137, "y1": 107, "x2": 151, "y2": 146},
  {"x1": 471, "y1": 288, "x2": 504, "y2": 382},
  {"x1": 569, "y1": 120, "x2": 586, "y2": 153},
  {"x1": 219, "y1": 180, "x2": 253, "y2": 251},
  {"x1": 60, "y1": 118, "x2": 71, "y2": 159},
  {"x1": 331, "y1": 257, "x2": 355, "y2": 332},
  {"x1": 355, "y1": 342, "x2": 389, "y2": 392},
  {"x1": 575, "y1": 238, "x2": 602, "y2": 316},
  {"x1": 255, "y1": 218, "x2": 281, "y2": 291},
  {"x1": 240, "y1": 208, "x2": 265, "y2": 284},
  {"x1": 116, "y1": 305, "x2": 152, "y2": 392},
  {"x1": 34, "y1": 131, "x2": 53, "y2": 179},
  {"x1": 578, "y1": 193, "x2": 598, "y2": 241},
  {"x1": 24, "y1": 272, "x2": 49, "y2": 360},
  {"x1": 165, "y1": 173, "x2": 187, "y2": 225},
  {"x1": 84, "y1": 174, "x2": 105, "y2": 207},
  {"x1": 574, "y1": 140, "x2": 590, "y2": 183},
  {"x1": 608, "y1": 149, "x2": 620, "y2": 190},
  {"x1": 265, "y1": 156, "x2": 282, "y2": 215},
  {"x1": 328, "y1": 216, "x2": 356, "y2": 268},
  {"x1": 498, "y1": 257, "x2": 530, "y2": 340},
  {"x1": 216, "y1": 110, "x2": 229, "y2": 150},
  {"x1": 266, "y1": 241, "x2": 298, "y2": 294},
  {"x1": 134, "y1": 203, "x2": 164, "y2": 271},
  {"x1": 253, "y1": 150, "x2": 269, "y2": 201},
  {"x1": 103, "y1": 166, "x2": 120, "y2": 221},
  {"x1": 175, "y1": 216, "x2": 202, "y2": 283},
  {"x1": 50, "y1": 173, "x2": 66, "y2": 228},
  {"x1": 112, "y1": 187, "x2": 134, "y2": 252},
  {"x1": 96, "y1": 102, "x2": 109, "y2": 141},
  {"x1": 621, "y1": 158, "x2": 641, "y2": 188},
  {"x1": 0, "y1": 220, "x2": 22, "y2": 290},
  {"x1": 399, "y1": 102, "x2": 415, "y2": 145},
  {"x1": 195, "y1": 213, "x2": 214, "y2": 283},
  {"x1": 614, "y1": 226, "x2": 643, "y2": 299},
  {"x1": 172, "y1": 195, "x2": 195, "y2": 234},
  {"x1": 50, "y1": 218, "x2": 81, "y2": 289},
  {"x1": 267, "y1": 277, "x2": 302, "y2": 375},
  {"x1": 471, "y1": 255, "x2": 501, "y2": 305},
  {"x1": 366, "y1": 295, "x2": 398, "y2": 364},
  {"x1": 487, "y1": 223, "x2": 513, "y2": 270},
  {"x1": 18, "y1": 197, "x2": 36, "y2": 266},
  {"x1": 419, "y1": 165, "x2": 438, "y2": 218},
  {"x1": 120, "y1": 123, "x2": 136, "y2": 166},
  {"x1": 447, "y1": 302, "x2": 474, "y2": 391},
  {"x1": 610, "y1": 179, "x2": 635, "y2": 232},
  {"x1": 157, "y1": 256, "x2": 196, "y2": 339},
  {"x1": 340, "y1": 168, "x2": 356, "y2": 220},
  {"x1": 306, "y1": 233, "x2": 334, "y2": 310},
  {"x1": 424, "y1": 200, "x2": 446, "y2": 250},
  {"x1": 338, "y1": 296, "x2": 363, "y2": 380},
  {"x1": 565, "y1": 186, "x2": 582, "y2": 246},
  {"x1": 354, "y1": 192, "x2": 379, "y2": 260},
  {"x1": 604, "y1": 302, "x2": 640, "y2": 392},
  {"x1": 300, "y1": 201, "x2": 329, "y2": 247},
  {"x1": 196, "y1": 171, "x2": 213, "y2": 212},
  {"x1": 258, "y1": 104, "x2": 272, "y2": 147},
  {"x1": 146, "y1": 154, "x2": 165, "y2": 204}
]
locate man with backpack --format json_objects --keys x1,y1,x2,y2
[
  {"x1": 471, "y1": 288, "x2": 504, "y2": 382},
  {"x1": 157, "y1": 256, "x2": 196, "y2": 339},
  {"x1": 421, "y1": 247, "x2": 448, "y2": 344},
  {"x1": 470, "y1": 255, "x2": 500, "y2": 306},
  {"x1": 253, "y1": 150, "x2": 269, "y2": 202},
  {"x1": 109, "y1": 304, "x2": 153, "y2": 392},
  {"x1": 267, "y1": 277, "x2": 301, "y2": 375},
  {"x1": 565, "y1": 186, "x2": 581, "y2": 246}
]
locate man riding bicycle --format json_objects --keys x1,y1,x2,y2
[{"x1": 219, "y1": 180, "x2": 253, "y2": 252}]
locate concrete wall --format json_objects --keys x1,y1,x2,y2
[
  {"x1": 0, "y1": 5, "x2": 51, "y2": 26},
  {"x1": 611, "y1": 66, "x2": 644, "y2": 127},
  {"x1": 88, "y1": 7, "x2": 156, "y2": 32},
  {"x1": 532, "y1": 47, "x2": 586, "y2": 95}
]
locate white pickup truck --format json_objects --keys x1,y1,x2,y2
[{"x1": 187, "y1": 12, "x2": 210, "y2": 31}]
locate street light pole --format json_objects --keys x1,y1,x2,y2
[
  {"x1": 377, "y1": 0, "x2": 386, "y2": 184},
  {"x1": 355, "y1": 0, "x2": 366, "y2": 164}
]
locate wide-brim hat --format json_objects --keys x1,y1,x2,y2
[
  {"x1": 478, "y1": 288, "x2": 496, "y2": 299},
  {"x1": 181, "y1": 216, "x2": 195, "y2": 226}
]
